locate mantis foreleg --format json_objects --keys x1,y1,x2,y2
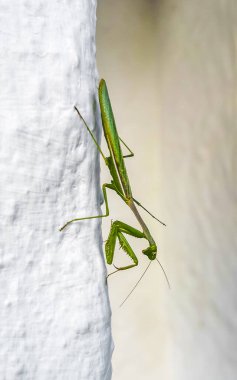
[{"x1": 105, "y1": 221, "x2": 145, "y2": 276}]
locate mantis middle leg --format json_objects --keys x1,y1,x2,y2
[{"x1": 59, "y1": 183, "x2": 113, "y2": 231}]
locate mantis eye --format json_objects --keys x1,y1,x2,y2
[{"x1": 142, "y1": 245, "x2": 157, "y2": 260}]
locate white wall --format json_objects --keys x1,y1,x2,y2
[
  {"x1": 97, "y1": 1, "x2": 237, "y2": 379},
  {"x1": 0, "y1": 1, "x2": 112, "y2": 379}
]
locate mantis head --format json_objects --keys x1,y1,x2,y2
[{"x1": 142, "y1": 244, "x2": 157, "y2": 261}]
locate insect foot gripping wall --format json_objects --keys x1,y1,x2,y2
[{"x1": 0, "y1": 1, "x2": 113, "y2": 379}]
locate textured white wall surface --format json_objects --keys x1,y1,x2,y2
[
  {"x1": 97, "y1": 1, "x2": 237, "y2": 379},
  {"x1": 0, "y1": 1, "x2": 113, "y2": 379}
]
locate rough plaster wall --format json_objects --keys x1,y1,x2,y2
[
  {"x1": 97, "y1": 0, "x2": 237, "y2": 379},
  {"x1": 0, "y1": 1, "x2": 112, "y2": 379}
]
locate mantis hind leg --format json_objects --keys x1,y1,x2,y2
[
  {"x1": 119, "y1": 137, "x2": 134, "y2": 158},
  {"x1": 106, "y1": 220, "x2": 145, "y2": 277},
  {"x1": 59, "y1": 183, "x2": 113, "y2": 231},
  {"x1": 74, "y1": 106, "x2": 107, "y2": 163}
]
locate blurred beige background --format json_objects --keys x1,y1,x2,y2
[{"x1": 97, "y1": 1, "x2": 237, "y2": 379}]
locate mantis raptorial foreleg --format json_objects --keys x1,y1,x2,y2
[
  {"x1": 106, "y1": 220, "x2": 145, "y2": 276},
  {"x1": 106, "y1": 221, "x2": 144, "y2": 265}
]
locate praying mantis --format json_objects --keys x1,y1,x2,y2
[{"x1": 60, "y1": 79, "x2": 167, "y2": 282}]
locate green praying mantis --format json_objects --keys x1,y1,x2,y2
[{"x1": 60, "y1": 79, "x2": 168, "y2": 292}]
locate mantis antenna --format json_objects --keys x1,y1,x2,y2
[
  {"x1": 120, "y1": 261, "x2": 152, "y2": 307},
  {"x1": 119, "y1": 259, "x2": 170, "y2": 307},
  {"x1": 155, "y1": 258, "x2": 171, "y2": 289}
]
